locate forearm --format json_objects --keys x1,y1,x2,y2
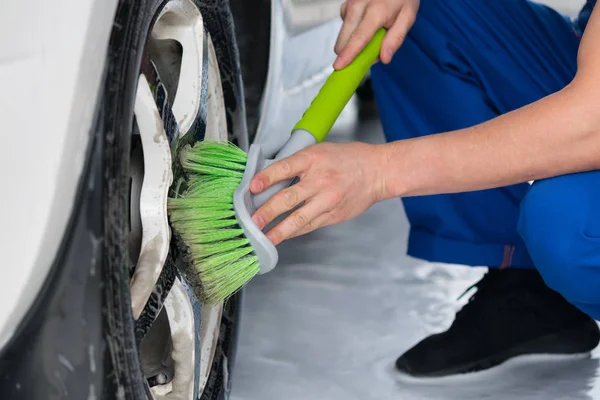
[
  {"x1": 249, "y1": 5, "x2": 600, "y2": 244},
  {"x1": 381, "y1": 5, "x2": 600, "y2": 199},
  {"x1": 381, "y1": 82, "x2": 600, "y2": 198}
]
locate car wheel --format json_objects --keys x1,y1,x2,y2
[{"x1": 102, "y1": 0, "x2": 246, "y2": 399}]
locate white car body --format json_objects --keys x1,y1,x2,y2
[{"x1": 0, "y1": 0, "x2": 342, "y2": 350}]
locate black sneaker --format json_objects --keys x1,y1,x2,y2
[{"x1": 396, "y1": 268, "x2": 600, "y2": 378}]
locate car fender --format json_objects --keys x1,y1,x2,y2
[{"x1": 0, "y1": 0, "x2": 118, "y2": 349}]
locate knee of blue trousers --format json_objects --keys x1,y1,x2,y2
[{"x1": 518, "y1": 173, "x2": 600, "y2": 319}]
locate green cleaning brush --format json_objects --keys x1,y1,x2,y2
[
  {"x1": 168, "y1": 29, "x2": 386, "y2": 304},
  {"x1": 168, "y1": 142, "x2": 260, "y2": 301}
]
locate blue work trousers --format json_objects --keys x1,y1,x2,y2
[{"x1": 371, "y1": 0, "x2": 600, "y2": 318}]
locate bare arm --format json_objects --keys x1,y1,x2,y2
[
  {"x1": 250, "y1": 6, "x2": 600, "y2": 245},
  {"x1": 383, "y1": 6, "x2": 600, "y2": 198}
]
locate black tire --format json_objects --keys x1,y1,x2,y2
[
  {"x1": 102, "y1": 1, "x2": 244, "y2": 399},
  {"x1": 230, "y1": 0, "x2": 271, "y2": 142}
]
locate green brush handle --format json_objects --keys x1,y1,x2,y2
[
  {"x1": 253, "y1": 29, "x2": 386, "y2": 210},
  {"x1": 293, "y1": 27, "x2": 386, "y2": 142}
]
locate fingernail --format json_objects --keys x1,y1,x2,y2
[
  {"x1": 252, "y1": 179, "x2": 264, "y2": 193},
  {"x1": 252, "y1": 214, "x2": 265, "y2": 229},
  {"x1": 333, "y1": 57, "x2": 343, "y2": 70},
  {"x1": 386, "y1": 48, "x2": 394, "y2": 62},
  {"x1": 266, "y1": 231, "x2": 277, "y2": 244}
]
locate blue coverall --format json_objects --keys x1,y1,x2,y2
[{"x1": 371, "y1": 0, "x2": 600, "y2": 318}]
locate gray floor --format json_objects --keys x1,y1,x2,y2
[
  {"x1": 230, "y1": 2, "x2": 598, "y2": 398},
  {"x1": 229, "y1": 109, "x2": 600, "y2": 400}
]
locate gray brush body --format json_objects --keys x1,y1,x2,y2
[{"x1": 233, "y1": 129, "x2": 317, "y2": 273}]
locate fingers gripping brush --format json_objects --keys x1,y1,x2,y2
[{"x1": 168, "y1": 29, "x2": 385, "y2": 304}]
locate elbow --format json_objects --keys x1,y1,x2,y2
[
  {"x1": 565, "y1": 74, "x2": 600, "y2": 130},
  {"x1": 560, "y1": 76, "x2": 600, "y2": 170}
]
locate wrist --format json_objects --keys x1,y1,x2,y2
[
  {"x1": 379, "y1": 140, "x2": 421, "y2": 199},
  {"x1": 367, "y1": 142, "x2": 408, "y2": 201}
]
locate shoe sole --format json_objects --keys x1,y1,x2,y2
[
  {"x1": 394, "y1": 352, "x2": 592, "y2": 385},
  {"x1": 395, "y1": 319, "x2": 600, "y2": 382}
]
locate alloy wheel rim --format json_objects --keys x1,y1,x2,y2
[{"x1": 128, "y1": 0, "x2": 228, "y2": 397}]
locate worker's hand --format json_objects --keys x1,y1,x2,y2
[
  {"x1": 250, "y1": 142, "x2": 387, "y2": 245},
  {"x1": 334, "y1": 0, "x2": 419, "y2": 69}
]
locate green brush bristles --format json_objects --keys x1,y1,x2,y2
[{"x1": 168, "y1": 141, "x2": 260, "y2": 304}]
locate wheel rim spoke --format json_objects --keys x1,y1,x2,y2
[
  {"x1": 150, "y1": 278, "x2": 198, "y2": 400},
  {"x1": 204, "y1": 32, "x2": 229, "y2": 142},
  {"x1": 130, "y1": 73, "x2": 173, "y2": 320},
  {"x1": 152, "y1": 0, "x2": 205, "y2": 137},
  {"x1": 199, "y1": 303, "x2": 223, "y2": 393}
]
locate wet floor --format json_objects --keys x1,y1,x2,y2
[
  {"x1": 229, "y1": 107, "x2": 600, "y2": 400},
  {"x1": 229, "y1": 3, "x2": 599, "y2": 398}
]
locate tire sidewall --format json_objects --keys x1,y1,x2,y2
[{"x1": 101, "y1": 0, "x2": 245, "y2": 398}]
